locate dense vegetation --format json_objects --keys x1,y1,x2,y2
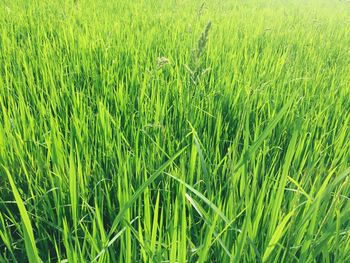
[{"x1": 0, "y1": 0, "x2": 349, "y2": 262}]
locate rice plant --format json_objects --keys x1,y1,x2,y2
[{"x1": 0, "y1": 0, "x2": 349, "y2": 262}]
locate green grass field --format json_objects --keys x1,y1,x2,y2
[{"x1": 0, "y1": 0, "x2": 350, "y2": 262}]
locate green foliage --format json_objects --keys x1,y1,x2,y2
[{"x1": 0, "y1": 0, "x2": 349, "y2": 262}]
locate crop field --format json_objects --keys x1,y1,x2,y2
[{"x1": 0, "y1": 0, "x2": 350, "y2": 262}]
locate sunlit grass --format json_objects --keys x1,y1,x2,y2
[{"x1": 0, "y1": 0, "x2": 349, "y2": 262}]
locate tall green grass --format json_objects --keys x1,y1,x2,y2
[{"x1": 0, "y1": 0, "x2": 349, "y2": 262}]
